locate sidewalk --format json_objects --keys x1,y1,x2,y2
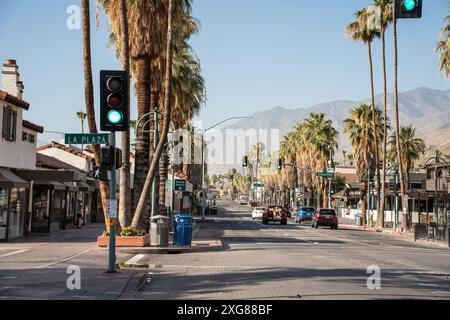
[
  {"x1": 339, "y1": 216, "x2": 415, "y2": 240},
  {"x1": 0, "y1": 224, "x2": 147, "y2": 300}
]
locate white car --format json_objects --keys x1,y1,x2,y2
[{"x1": 252, "y1": 207, "x2": 265, "y2": 220}]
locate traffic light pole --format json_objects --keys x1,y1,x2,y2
[
  {"x1": 151, "y1": 108, "x2": 159, "y2": 218},
  {"x1": 108, "y1": 132, "x2": 117, "y2": 273}
]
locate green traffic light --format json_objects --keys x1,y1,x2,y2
[
  {"x1": 403, "y1": 0, "x2": 417, "y2": 11},
  {"x1": 107, "y1": 110, "x2": 123, "y2": 124}
]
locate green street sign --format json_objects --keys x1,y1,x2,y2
[
  {"x1": 174, "y1": 179, "x2": 187, "y2": 191},
  {"x1": 65, "y1": 133, "x2": 109, "y2": 145},
  {"x1": 316, "y1": 172, "x2": 334, "y2": 178}
]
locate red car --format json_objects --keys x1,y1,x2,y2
[
  {"x1": 312, "y1": 208, "x2": 338, "y2": 229},
  {"x1": 262, "y1": 205, "x2": 288, "y2": 225}
]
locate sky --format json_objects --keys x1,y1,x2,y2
[{"x1": 0, "y1": 0, "x2": 449, "y2": 145}]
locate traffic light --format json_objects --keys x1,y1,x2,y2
[
  {"x1": 395, "y1": 0, "x2": 422, "y2": 19},
  {"x1": 101, "y1": 146, "x2": 114, "y2": 170},
  {"x1": 100, "y1": 70, "x2": 129, "y2": 132},
  {"x1": 277, "y1": 159, "x2": 283, "y2": 171},
  {"x1": 242, "y1": 156, "x2": 249, "y2": 167},
  {"x1": 101, "y1": 146, "x2": 123, "y2": 170}
]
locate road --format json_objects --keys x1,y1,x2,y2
[{"x1": 136, "y1": 199, "x2": 450, "y2": 300}]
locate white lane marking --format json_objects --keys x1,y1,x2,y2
[
  {"x1": 0, "y1": 249, "x2": 30, "y2": 258},
  {"x1": 417, "y1": 283, "x2": 442, "y2": 288},
  {"x1": 33, "y1": 249, "x2": 91, "y2": 269},
  {"x1": 124, "y1": 254, "x2": 146, "y2": 265}
]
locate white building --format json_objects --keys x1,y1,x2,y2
[{"x1": 0, "y1": 59, "x2": 44, "y2": 241}]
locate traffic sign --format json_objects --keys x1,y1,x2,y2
[
  {"x1": 316, "y1": 172, "x2": 334, "y2": 178},
  {"x1": 174, "y1": 179, "x2": 187, "y2": 191},
  {"x1": 106, "y1": 198, "x2": 118, "y2": 219},
  {"x1": 65, "y1": 133, "x2": 109, "y2": 145}
]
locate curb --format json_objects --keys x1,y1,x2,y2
[{"x1": 340, "y1": 224, "x2": 414, "y2": 239}]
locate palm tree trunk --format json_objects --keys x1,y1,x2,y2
[
  {"x1": 118, "y1": 0, "x2": 131, "y2": 229},
  {"x1": 132, "y1": 57, "x2": 151, "y2": 218},
  {"x1": 380, "y1": 28, "x2": 388, "y2": 228},
  {"x1": 81, "y1": 0, "x2": 109, "y2": 230},
  {"x1": 132, "y1": 0, "x2": 174, "y2": 228},
  {"x1": 368, "y1": 41, "x2": 381, "y2": 227},
  {"x1": 393, "y1": 10, "x2": 409, "y2": 231}
]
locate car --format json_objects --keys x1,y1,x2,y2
[
  {"x1": 311, "y1": 208, "x2": 338, "y2": 229},
  {"x1": 239, "y1": 195, "x2": 249, "y2": 205},
  {"x1": 252, "y1": 207, "x2": 265, "y2": 220},
  {"x1": 295, "y1": 206, "x2": 315, "y2": 223},
  {"x1": 262, "y1": 205, "x2": 288, "y2": 225}
]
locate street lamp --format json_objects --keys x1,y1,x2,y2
[{"x1": 200, "y1": 117, "x2": 253, "y2": 219}]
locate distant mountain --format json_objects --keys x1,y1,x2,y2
[{"x1": 209, "y1": 87, "x2": 450, "y2": 174}]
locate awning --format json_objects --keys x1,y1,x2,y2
[
  {"x1": 34, "y1": 181, "x2": 66, "y2": 191},
  {"x1": 0, "y1": 168, "x2": 29, "y2": 188},
  {"x1": 77, "y1": 181, "x2": 95, "y2": 192},
  {"x1": 63, "y1": 182, "x2": 77, "y2": 192}
]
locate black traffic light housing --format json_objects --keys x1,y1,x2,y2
[
  {"x1": 100, "y1": 70, "x2": 129, "y2": 132},
  {"x1": 242, "y1": 156, "x2": 249, "y2": 167},
  {"x1": 395, "y1": 0, "x2": 422, "y2": 19},
  {"x1": 100, "y1": 146, "x2": 123, "y2": 170},
  {"x1": 277, "y1": 159, "x2": 283, "y2": 171}
]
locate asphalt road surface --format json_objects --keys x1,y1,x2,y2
[{"x1": 136, "y1": 199, "x2": 450, "y2": 300}]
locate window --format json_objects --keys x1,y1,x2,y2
[
  {"x1": 22, "y1": 131, "x2": 27, "y2": 141},
  {"x1": 2, "y1": 106, "x2": 17, "y2": 142},
  {"x1": 28, "y1": 134, "x2": 35, "y2": 144}
]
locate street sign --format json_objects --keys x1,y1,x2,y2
[
  {"x1": 316, "y1": 172, "x2": 334, "y2": 178},
  {"x1": 106, "y1": 198, "x2": 118, "y2": 219},
  {"x1": 65, "y1": 133, "x2": 109, "y2": 145},
  {"x1": 174, "y1": 179, "x2": 187, "y2": 191}
]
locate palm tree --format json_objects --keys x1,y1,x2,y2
[
  {"x1": 388, "y1": 125, "x2": 426, "y2": 195},
  {"x1": 392, "y1": 0, "x2": 408, "y2": 231},
  {"x1": 117, "y1": 0, "x2": 132, "y2": 229},
  {"x1": 346, "y1": 8, "x2": 382, "y2": 226},
  {"x1": 437, "y1": 13, "x2": 450, "y2": 79},
  {"x1": 374, "y1": 0, "x2": 393, "y2": 227},
  {"x1": 100, "y1": 0, "x2": 167, "y2": 218},
  {"x1": 81, "y1": 0, "x2": 109, "y2": 228},
  {"x1": 133, "y1": 0, "x2": 177, "y2": 228},
  {"x1": 344, "y1": 104, "x2": 384, "y2": 226}
]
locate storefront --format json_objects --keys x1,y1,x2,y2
[{"x1": 0, "y1": 168, "x2": 29, "y2": 241}]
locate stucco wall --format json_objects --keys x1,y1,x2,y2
[{"x1": 0, "y1": 101, "x2": 36, "y2": 170}]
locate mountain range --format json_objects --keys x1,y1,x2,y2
[{"x1": 224, "y1": 87, "x2": 450, "y2": 161}]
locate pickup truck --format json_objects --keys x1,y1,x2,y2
[{"x1": 262, "y1": 205, "x2": 288, "y2": 225}]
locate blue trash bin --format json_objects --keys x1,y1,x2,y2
[{"x1": 173, "y1": 214, "x2": 193, "y2": 247}]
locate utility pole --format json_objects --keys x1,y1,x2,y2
[
  {"x1": 327, "y1": 146, "x2": 334, "y2": 209},
  {"x1": 108, "y1": 132, "x2": 117, "y2": 273}
]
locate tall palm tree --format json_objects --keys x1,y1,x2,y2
[
  {"x1": 437, "y1": 13, "x2": 450, "y2": 79},
  {"x1": 392, "y1": 0, "x2": 408, "y2": 231},
  {"x1": 100, "y1": 0, "x2": 167, "y2": 218},
  {"x1": 81, "y1": 0, "x2": 109, "y2": 228},
  {"x1": 116, "y1": 0, "x2": 132, "y2": 229},
  {"x1": 133, "y1": 0, "x2": 177, "y2": 228},
  {"x1": 388, "y1": 125, "x2": 426, "y2": 196},
  {"x1": 374, "y1": 0, "x2": 393, "y2": 227},
  {"x1": 346, "y1": 8, "x2": 382, "y2": 226},
  {"x1": 344, "y1": 104, "x2": 384, "y2": 225}
]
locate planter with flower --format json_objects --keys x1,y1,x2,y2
[{"x1": 97, "y1": 227, "x2": 149, "y2": 247}]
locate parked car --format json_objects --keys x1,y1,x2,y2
[
  {"x1": 311, "y1": 208, "x2": 338, "y2": 229},
  {"x1": 295, "y1": 206, "x2": 315, "y2": 223},
  {"x1": 262, "y1": 205, "x2": 288, "y2": 225},
  {"x1": 252, "y1": 207, "x2": 265, "y2": 220}
]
